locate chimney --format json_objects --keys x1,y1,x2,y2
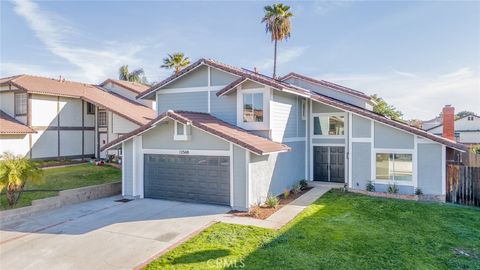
[{"x1": 442, "y1": 105, "x2": 455, "y2": 140}]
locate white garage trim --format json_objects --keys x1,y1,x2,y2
[
  {"x1": 229, "y1": 142, "x2": 233, "y2": 207},
  {"x1": 142, "y1": 148, "x2": 230, "y2": 156}
]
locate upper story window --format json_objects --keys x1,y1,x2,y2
[
  {"x1": 313, "y1": 114, "x2": 345, "y2": 136},
  {"x1": 14, "y1": 93, "x2": 27, "y2": 116},
  {"x1": 467, "y1": 116, "x2": 474, "y2": 121},
  {"x1": 301, "y1": 99, "x2": 306, "y2": 120},
  {"x1": 174, "y1": 121, "x2": 190, "y2": 141},
  {"x1": 97, "y1": 111, "x2": 107, "y2": 127},
  {"x1": 243, "y1": 93, "x2": 263, "y2": 123},
  {"x1": 375, "y1": 153, "x2": 413, "y2": 181},
  {"x1": 87, "y1": 102, "x2": 95, "y2": 114}
]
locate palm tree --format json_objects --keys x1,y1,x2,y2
[
  {"x1": 161, "y1": 53, "x2": 190, "y2": 74},
  {"x1": 0, "y1": 152, "x2": 43, "y2": 208},
  {"x1": 118, "y1": 65, "x2": 145, "y2": 83},
  {"x1": 262, "y1": 3, "x2": 293, "y2": 79}
]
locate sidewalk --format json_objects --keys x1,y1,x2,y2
[{"x1": 218, "y1": 182, "x2": 342, "y2": 229}]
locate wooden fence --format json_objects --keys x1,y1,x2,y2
[{"x1": 446, "y1": 164, "x2": 480, "y2": 207}]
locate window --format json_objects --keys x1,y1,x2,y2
[
  {"x1": 467, "y1": 116, "x2": 474, "y2": 121},
  {"x1": 375, "y1": 153, "x2": 413, "y2": 181},
  {"x1": 14, "y1": 93, "x2": 27, "y2": 116},
  {"x1": 174, "y1": 121, "x2": 190, "y2": 141},
  {"x1": 313, "y1": 115, "x2": 345, "y2": 136},
  {"x1": 97, "y1": 111, "x2": 107, "y2": 127},
  {"x1": 243, "y1": 93, "x2": 263, "y2": 122},
  {"x1": 301, "y1": 99, "x2": 306, "y2": 120},
  {"x1": 87, "y1": 102, "x2": 95, "y2": 114}
]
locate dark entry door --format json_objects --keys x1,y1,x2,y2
[{"x1": 313, "y1": 146, "x2": 345, "y2": 183}]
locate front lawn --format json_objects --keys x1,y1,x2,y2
[
  {"x1": 145, "y1": 190, "x2": 480, "y2": 270},
  {"x1": 0, "y1": 164, "x2": 121, "y2": 210}
]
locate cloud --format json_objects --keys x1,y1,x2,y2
[
  {"x1": 318, "y1": 67, "x2": 480, "y2": 120},
  {"x1": 314, "y1": 0, "x2": 352, "y2": 16},
  {"x1": 256, "y1": 46, "x2": 309, "y2": 73},
  {"x1": 11, "y1": 0, "x2": 148, "y2": 83}
]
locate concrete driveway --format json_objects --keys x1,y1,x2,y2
[{"x1": 0, "y1": 196, "x2": 229, "y2": 270}]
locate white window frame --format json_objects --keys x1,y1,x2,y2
[
  {"x1": 373, "y1": 148, "x2": 415, "y2": 185},
  {"x1": 311, "y1": 112, "x2": 347, "y2": 138},
  {"x1": 97, "y1": 110, "x2": 107, "y2": 127},
  {"x1": 236, "y1": 86, "x2": 270, "y2": 130},
  {"x1": 174, "y1": 121, "x2": 190, "y2": 141}
]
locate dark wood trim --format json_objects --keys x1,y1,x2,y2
[
  {"x1": 31, "y1": 126, "x2": 96, "y2": 131},
  {"x1": 57, "y1": 96, "x2": 60, "y2": 157},
  {"x1": 13, "y1": 91, "x2": 28, "y2": 117}
]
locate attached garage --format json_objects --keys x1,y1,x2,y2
[{"x1": 144, "y1": 154, "x2": 230, "y2": 205}]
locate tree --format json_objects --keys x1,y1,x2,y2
[
  {"x1": 456, "y1": 110, "x2": 476, "y2": 119},
  {"x1": 262, "y1": 3, "x2": 293, "y2": 79},
  {"x1": 161, "y1": 53, "x2": 190, "y2": 74},
  {"x1": 371, "y1": 94, "x2": 403, "y2": 121},
  {"x1": 118, "y1": 65, "x2": 145, "y2": 83},
  {"x1": 0, "y1": 152, "x2": 43, "y2": 208}
]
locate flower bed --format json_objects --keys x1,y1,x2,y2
[
  {"x1": 348, "y1": 189, "x2": 445, "y2": 202},
  {"x1": 229, "y1": 187, "x2": 313, "y2": 220}
]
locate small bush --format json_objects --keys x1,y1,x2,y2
[
  {"x1": 415, "y1": 188, "x2": 423, "y2": 195},
  {"x1": 387, "y1": 183, "x2": 399, "y2": 194},
  {"x1": 299, "y1": 179, "x2": 308, "y2": 190},
  {"x1": 265, "y1": 194, "x2": 279, "y2": 208},
  {"x1": 366, "y1": 181, "x2": 375, "y2": 192},
  {"x1": 283, "y1": 189, "x2": 290, "y2": 200},
  {"x1": 249, "y1": 204, "x2": 261, "y2": 218},
  {"x1": 292, "y1": 183, "x2": 302, "y2": 194}
]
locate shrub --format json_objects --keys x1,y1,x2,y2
[
  {"x1": 299, "y1": 179, "x2": 308, "y2": 190},
  {"x1": 265, "y1": 194, "x2": 279, "y2": 208},
  {"x1": 249, "y1": 204, "x2": 261, "y2": 218},
  {"x1": 415, "y1": 188, "x2": 423, "y2": 195},
  {"x1": 283, "y1": 189, "x2": 290, "y2": 200},
  {"x1": 366, "y1": 181, "x2": 375, "y2": 192},
  {"x1": 387, "y1": 183, "x2": 399, "y2": 194},
  {"x1": 292, "y1": 183, "x2": 302, "y2": 194}
]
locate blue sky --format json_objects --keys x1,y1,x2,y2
[{"x1": 1, "y1": 0, "x2": 479, "y2": 119}]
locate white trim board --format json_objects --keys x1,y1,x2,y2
[
  {"x1": 156, "y1": 85, "x2": 225, "y2": 94},
  {"x1": 142, "y1": 148, "x2": 230, "y2": 156}
]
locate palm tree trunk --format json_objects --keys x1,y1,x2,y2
[{"x1": 273, "y1": 39, "x2": 278, "y2": 79}]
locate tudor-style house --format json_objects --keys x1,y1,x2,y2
[
  {"x1": 0, "y1": 75, "x2": 155, "y2": 160},
  {"x1": 102, "y1": 58, "x2": 467, "y2": 211}
]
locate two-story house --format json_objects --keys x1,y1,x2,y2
[
  {"x1": 102, "y1": 58, "x2": 467, "y2": 210},
  {"x1": 0, "y1": 75, "x2": 155, "y2": 160}
]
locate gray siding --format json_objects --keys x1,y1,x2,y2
[
  {"x1": 157, "y1": 92, "x2": 208, "y2": 113},
  {"x1": 272, "y1": 91, "x2": 304, "y2": 139},
  {"x1": 242, "y1": 80, "x2": 263, "y2": 89},
  {"x1": 286, "y1": 77, "x2": 369, "y2": 108},
  {"x1": 233, "y1": 145, "x2": 247, "y2": 210},
  {"x1": 163, "y1": 65, "x2": 208, "y2": 89},
  {"x1": 249, "y1": 141, "x2": 305, "y2": 204},
  {"x1": 374, "y1": 122, "x2": 414, "y2": 149},
  {"x1": 142, "y1": 120, "x2": 229, "y2": 150},
  {"x1": 352, "y1": 115, "x2": 371, "y2": 138},
  {"x1": 418, "y1": 143, "x2": 443, "y2": 195},
  {"x1": 312, "y1": 101, "x2": 343, "y2": 113},
  {"x1": 122, "y1": 140, "x2": 134, "y2": 197},
  {"x1": 210, "y1": 67, "x2": 239, "y2": 86},
  {"x1": 210, "y1": 90, "x2": 236, "y2": 125},
  {"x1": 298, "y1": 97, "x2": 306, "y2": 137},
  {"x1": 351, "y1": 142, "x2": 371, "y2": 189}
]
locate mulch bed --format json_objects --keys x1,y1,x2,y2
[{"x1": 229, "y1": 187, "x2": 313, "y2": 220}]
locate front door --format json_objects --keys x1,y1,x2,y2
[{"x1": 313, "y1": 146, "x2": 345, "y2": 183}]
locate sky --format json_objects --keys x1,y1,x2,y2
[{"x1": 1, "y1": 0, "x2": 479, "y2": 120}]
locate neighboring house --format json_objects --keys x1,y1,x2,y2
[
  {"x1": 0, "y1": 75, "x2": 155, "y2": 160},
  {"x1": 425, "y1": 105, "x2": 480, "y2": 146},
  {"x1": 102, "y1": 58, "x2": 467, "y2": 211}
]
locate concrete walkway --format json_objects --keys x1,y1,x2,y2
[{"x1": 219, "y1": 182, "x2": 342, "y2": 229}]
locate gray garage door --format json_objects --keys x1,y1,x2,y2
[{"x1": 144, "y1": 154, "x2": 230, "y2": 205}]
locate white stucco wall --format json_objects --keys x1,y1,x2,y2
[
  {"x1": 0, "y1": 92, "x2": 14, "y2": 116},
  {"x1": 0, "y1": 134, "x2": 30, "y2": 156},
  {"x1": 112, "y1": 113, "x2": 139, "y2": 134}
]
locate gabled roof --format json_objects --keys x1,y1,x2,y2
[
  {"x1": 102, "y1": 110, "x2": 291, "y2": 155},
  {"x1": 279, "y1": 72, "x2": 372, "y2": 102},
  {"x1": 0, "y1": 110, "x2": 36, "y2": 134},
  {"x1": 426, "y1": 114, "x2": 480, "y2": 131},
  {"x1": 99, "y1": 79, "x2": 150, "y2": 94},
  {"x1": 128, "y1": 58, "x2": 466, "y2": 151},
  {"x1": 0, "y1": 75, "x2": 155, "y2": 125}
]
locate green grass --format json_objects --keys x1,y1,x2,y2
[
  {"x1": 1, "y1": 164, "x2": 121, "y2": 210},
  {"x1": 145, "y1": 190, "x2": 480, "y2": 270}
]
